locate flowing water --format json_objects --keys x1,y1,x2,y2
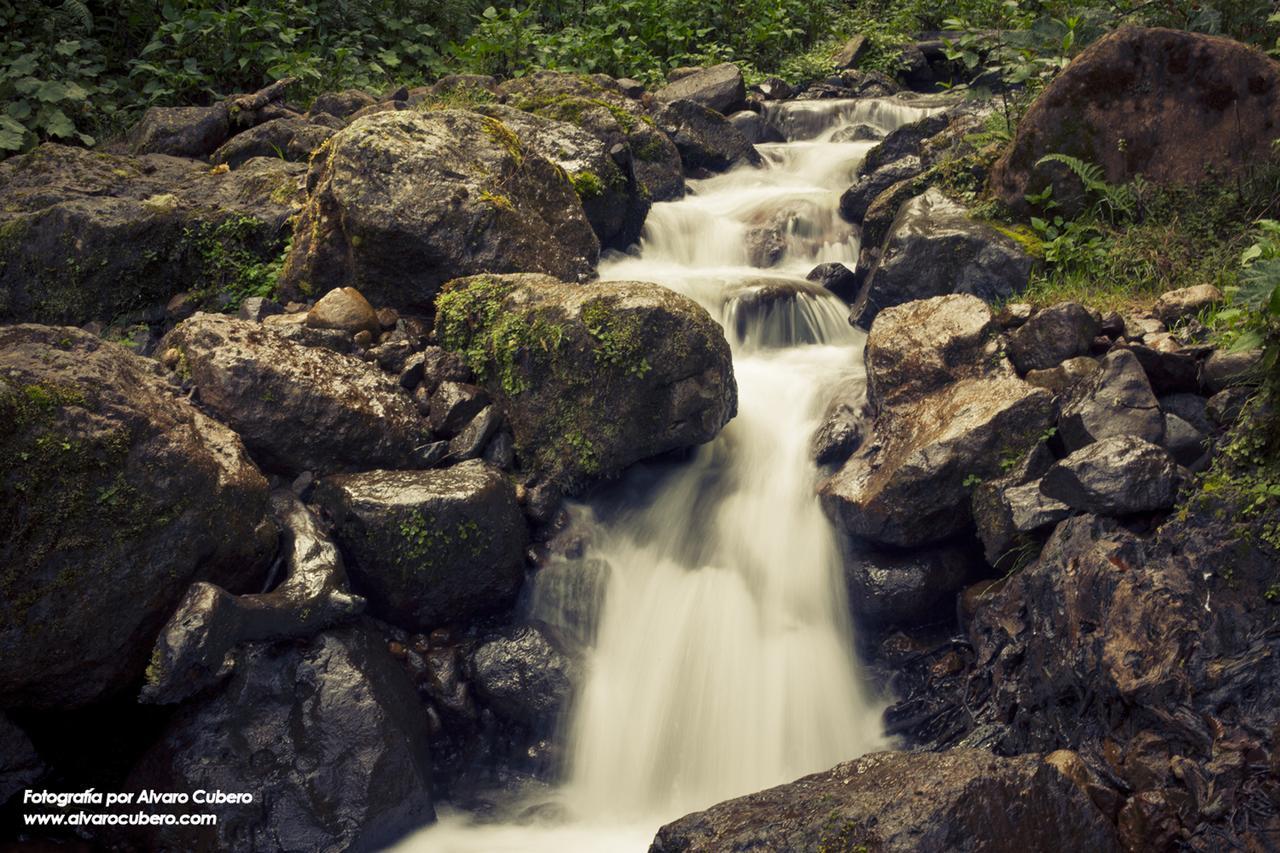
[{"x1": 393, "y1": 96, "x2": 939, "y2": 853}]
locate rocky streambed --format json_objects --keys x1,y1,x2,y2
[{"x1": 1, "y1": 26, "x2": 1278, "y2": 853}]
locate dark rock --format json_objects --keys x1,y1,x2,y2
[
  {"x1": 831, "y1": 123, "x2": 885, "y2": 143},
  {"x1": 483, "y1": 429, "x2": 516, "y2": 471},
  {"x1": 140, "y1": 490, "x2": 364, "y2": 704},
  {"x1": 212, "y1": 116, "x2": 335, "y2": 168},
  {"x1": 845, "y1": 542, "x2": 976, "y2": 631},
  {"x1": 861, "y1": 111, "x2": 951, "y2": 175},
  {"x1": 1206, "y1": 386, "x2": 1254, "y2": 426},
  {"x1": 0, "y1": 325, "x2": 275, "y2": 710},
  {"x1": 126, "y1": 104, "x2": 231, "y2": 158},
  {"x1": 755, "y1": 77, "x2": 794, "y2": 100},
  {"x1": 650, "y1": 748, "x2": 1119, "y2": 852},
  {"x1": 654, "y1": 63, "x2": 746, "y2": 114},
  {"x1": 0, "y1": 145, "x2": 301, "y2": 325},
  {"x1": 1059, "y1": 349, "x2": 1164, "y2": 451},
  {"x1": 309, "y1": 88, "x2": 377, "y2": 120},
  {"x1": 1200, "y1": 348, "x2": 1263, "y2": 394},
  {"x1": 419, "y1": 346, "x2": 473, "y2": 393},
  {"x1": 1041, "y1": 436, "x2": 1178, "y2": 515},
  {"x1": 839, "y1": 155, "x2": 923, "y2": 223},
  {"x1": 1099, "y1": 312, "x2": 1126, "y2": 338},
  {"x1": 1163, "y1": 412, "x2": 1206, "y2": 466},
  {"x1": 805, "y1": 262, "x2": 860, "y2": 303},
  {"x1": 312, "y1": 461, "x2": 527, "y2": 631},
  {"x1": 447, "y1": 405, "x2": 503, "y2": 462},
  {"x1": 973, "y1": 473, "x2": 1072, "y2": 566},
  {"x1": 1125, "y1": 341, "x2": 1199, "y2": 394},
  {"x1": 435, "y1": 274, "x2": 736, "y2": 495},
  {"x1": 615, "y1": 78, "x2": 646, "y2": 98},
  {"x1": 832, "y1": 34, "x2": 869, "y2": 69},
  {"x1": 0, "y1": 713, "x2": 44, "y2": 805},
  {"x1": 470, "y1": 625, "x2": 576, "y2": 729},
  {"x1": 852, "y1": 189, "x2": 1034, "y2": 329},
  {"x1": 428, "y1": 381, "x2": 491, "y2": 438},
  {"x1": 812, "y1": 383, "x2": 870, "y2": 466},
  {"x1": 991, "y1": 27, "x2": 1280, "y2": 212},
  {"x1": 656, "y1": 100, "x2": 762, "y2": 172},
  {"x1": 279, "y1": 110, "x2": 599, "y2": 313},
  {"x1": 857, "y1": 174, "x2": 928, "y2": 256},
  {"x1": 1006, "y1": 302, "x2": 1099, "y2": 373},
  {"x1": 126, "y1": 626, "x2": 434, "y2": 852},
  {"x1": 160, "y1": 313, "x2": 428, "y2": 475},
  {"x1": 728, "y1": 110, "x2": 784, "y2": 144},
  {"x1": 1159, "y1": 392, "x2": 1212, "y2": 435}
]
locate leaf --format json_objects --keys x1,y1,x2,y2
[
  {"x1": 40, "y1": 107, "x2": 76, "y2": 139},
  {"x1": 0, "y1": 115, "x2": 28, "y2": 151},
  {"x1": 34, "y1": 80, "x2": 70, "y2": 102},
  {"x1": 54, "y1": 39, "x2": 82, "y2": 57}
]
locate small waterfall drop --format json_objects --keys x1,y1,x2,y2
[{"x1": 393, "y1": 96, "x2": 939, "y2": 853}]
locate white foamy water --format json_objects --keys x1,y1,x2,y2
[{"x1": 392, "y1": 96, "x2": 938, "y2": 853}]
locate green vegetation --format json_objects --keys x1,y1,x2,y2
[{"x1": 186, "y1": 214, "x2": 286, "y2": 310}]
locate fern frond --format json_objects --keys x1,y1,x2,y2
[
  {"x1": 1036, "y1": 153, "x2": 1106, "y2": 192},
  {"x1": 59, "y1": 0, "x2": 92, "y2": 33}
]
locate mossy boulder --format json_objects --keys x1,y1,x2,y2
[
  {"x1": 160, "y1": 313, "x2": 430, "y2": 476},
  {"x1": 434, "y1": 274, "x2": 737, "y2": 495},
  {"x1": 0, "y1": 144, "x2": 302, "y2": 325},
  {"x1": 497, "y1": 71, "x2": 685, "y2": 201},
  {"x1": 278, "y1": 110, "x2": 599, "y2": 313},
  {"x1": 0, "y1": 325, "x2": 277, "y2": 710},
  {"x1": 211, "y1": 116, "x2": 336, "y2": 169},
  {"x1": 476, "y1": 103, "x2": 650, "y2": 251},
  {"x1": 312, "y1": 462, "x2": 527, "y2": 631},
  {"x1": 991, "y1": 27, "x2": 1280, "y2": 212}
]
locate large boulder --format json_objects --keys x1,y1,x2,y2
[
  {"x1": 1005, "y1": 302, "x2": 1100, "y2": 374},
  {"x1": 845, "y1": 542, "x2": 977, "y2": 632},
  {"x1": 654, "y1": 63, "x2": 746, "y2": 114},
  {"x1": 498, "y1": 72, "x2": 686, "y2": 201},
  {"x1": 278, "y1": 110, "x2": 598, "y2": 313},
  {"x1": 211, "y1": 116, "x2": 336, "y2": 168},
  {"x1": 469, "y1": 624, "x2": 577, "y2": 729},
  {"x1": 0, "y1": 325, "x2": 276, "y2": 710},
  {"x1": 476, "y1": 103, "x2": 649, "y2": 250},
  {"x1": 160, "y1": 313, "x2": 428, "y2": 475},
  {"x1": 1058, "y1": 349, "x2": 1164, "y2": 452},
  {"x1": 125, "y1": 104, "x2": 231, "y2": 158},
  {"x1": 839, "y1": 154, "x2": 923, "y2": 223},
  {"x1": 434, "y1": 274, "x2": 736, "y2": 494},
  {"x1": 851, "y1": 189, "x2": 1035, "y2": 329},
  {"x1": 312, "y1": 462, "x2": 527, "y2": 631},
  {"x1": 1041, "y1": 436, "x2": 1179, "y2": 516},
  {"x1": 655, "y1": 100, "x2": 762, "y2": 172},
  {"x1": 126, "y1": 626, "x2": 434, "y2": 852},
  {"x1": 0, "y1": 145, "x2": 302, "y2": 325},
  {"x1": 650, "y1": 748, "x2": 1119, "y2": 852},
  {"x1": 991, "y1": 27, "x2": 1280, "y2": 211}
]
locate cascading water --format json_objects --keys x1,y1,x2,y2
[{"x1": 393, "y1": 96, "x2": 939, "y2": 853}]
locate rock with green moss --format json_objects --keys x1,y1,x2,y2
[
  {"x1": 160, "y1": 313, "x2": 429, "y2": 476},
  {"x1": 278, "y1": 110, "x2": 598, "y2": 313},
  {"x1": 434, "y1": 273, "x2": 737, "y2": 495},
  {"x1": 312, "y1": 461, "x2": 527, "y2": 630},
  {"x1": 476, "y1": 103, "x2": 650, "y2": 250},
  {"x1": 0, "y1": 325, "x2": 277, "y2": 710},
  {"x1": 0, "y1": 144, "x2": 302, "y2": 325},
  {"x1": 497, "y1": 72, "x2": 685, "y2": 201}
]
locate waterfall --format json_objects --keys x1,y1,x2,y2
[{"x1": 392, "y1": 96, "x2": 939, "y2": 853}]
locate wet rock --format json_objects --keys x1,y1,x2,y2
[
  {"x1": 991, "y1": 28, "x2": 1280, "y2": 212},
  {"x1": 845, "y1": 542, "x2": 976, "y2": 631},
  {"x1": 812, "y1": 388, "x2": 871, "y2": 466},
  {"x1": 161, "y1": 313, "x2": 427, "y2": 475},
  {"x1": 279, "y1": 110, "x2": 598, "y2": 313},
  {"x1": 822, "y1": 376, "x2": 1056, "y2": 548},
  {"x1": 1006, "y1": 302, "x2": 1099, "y2": 373},
  {"x1": 125, "y1": 104, "x2": 231, "y2": 157},
  {"x1": 728, "y1": 110, "x2": 784, "y2": 144},
  {"x1": 419, "y1": 346, "x2": 473, "y2": 394},
  {"x1": 852, "y1": 189, "x2": 1034, "y2": 329},
  {"x1": 447, "y1": 405, "x2": 503, "y2": 462},
  {"x1": 126, "y1": 626, "x2": 434, "y2": 852},
  {"x1": 1059, "y1": 349, "x2": 1164, "y2": 451},
  {"x1": 650, "y1": 749, "x2": 1120, "y2": 853},
  {"x1": 476, "y1": 103, "x2": 649, "y2": 251},
  {"x1": 656, "y1": 100, "x2": 762, "y2": 173},
  {"x1": 1025, "y1": 356, "x2": 1100, "y2": 395},
  {"x1": 0, "y1": 145, "x2": 301, "y2": 325},
  {"x1": 864, "y1": 293, "x2": 1001, "y2": 410},
  {"x1": 141, "y1": 491, "x2": 365, "y2": 705},
  {"x1": 498, "y1": 72, "x2": 685, "y2": 202},
  {"x1": 861, "y1": 111, "x2": 951, "y2": 175},
  {"x1": 211, "y1": 116, "x2": 335, "y2": 168},
  {"x1": 306, "y1": 286, "x2": 381, "y2": 337},
  {"x1": 309, "y1": 88, "x2": 377, "y2": 120},
  {"x1": 831, "y1": 123, "x2": 885, "y2": 143},
  {"x1": 0, "y1": 325, "x2": 275, "y2": 709},
  {"x1": 428, "y1": 381, "x2": 491, "y2": 438},
  {"x1": 857, "y1": 174, "x2": 928, "y2": 256},
  {"x1": 1200, "y1": 348, "x2": 1263, "y2": 394},
  {"x1": 0, "y1": 713, "x2": 44, "y2": 805},
  {"x1": 312, "y1": 461, "x2": 527, "y2": 631},
  {"x1": 805, "y1": 262, "x2": 860, "y2": 303},
  {"x1": 839, "y1": 154, "x2": 923, "y2": 223},
  {"x1": 1041, "y1": 436, "x2": 1178, "y2": 515},
  {"x1": 654, "y1": 63, "x2": 746, "y2": 114},
  {"x1": 972, "y1": 445, "x2": 1070, "y2": 565},
  {"x1": 470, "y1": 625, "x2": 576, "y2": 729},
  {"x1": 434, "y1": 274, "x2": 736, "y2": 494}
]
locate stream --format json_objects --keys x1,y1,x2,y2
[{"x1": 393, "y1": 95, "x2": 939, "y2": 853}]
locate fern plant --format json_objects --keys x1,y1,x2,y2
[{"x1": 1035, "y1": 153, "x2": 1139, "y2": 223}]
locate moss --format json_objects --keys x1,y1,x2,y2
[
  {"x1": 185, "y1": 214, "x2": 286, "y2": 312},
  {"x1": 632, "y1": 133, "x2": 669, "y2": 163},
  {"x1": 570, "y1": 170, "x2": 606, "y2": 200},
  {"x1": 478, "y1": 189, "x2": 515, "y2": 212},
  {"x1": 481, "y1": 117, "x2": 523, "y2": 165},
  {"x1": 395, "y1": 512, "x2": 488, "y2": 576},
  {"x1": 582, "y1": 297, "x2": 651, "y2": 378}
]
